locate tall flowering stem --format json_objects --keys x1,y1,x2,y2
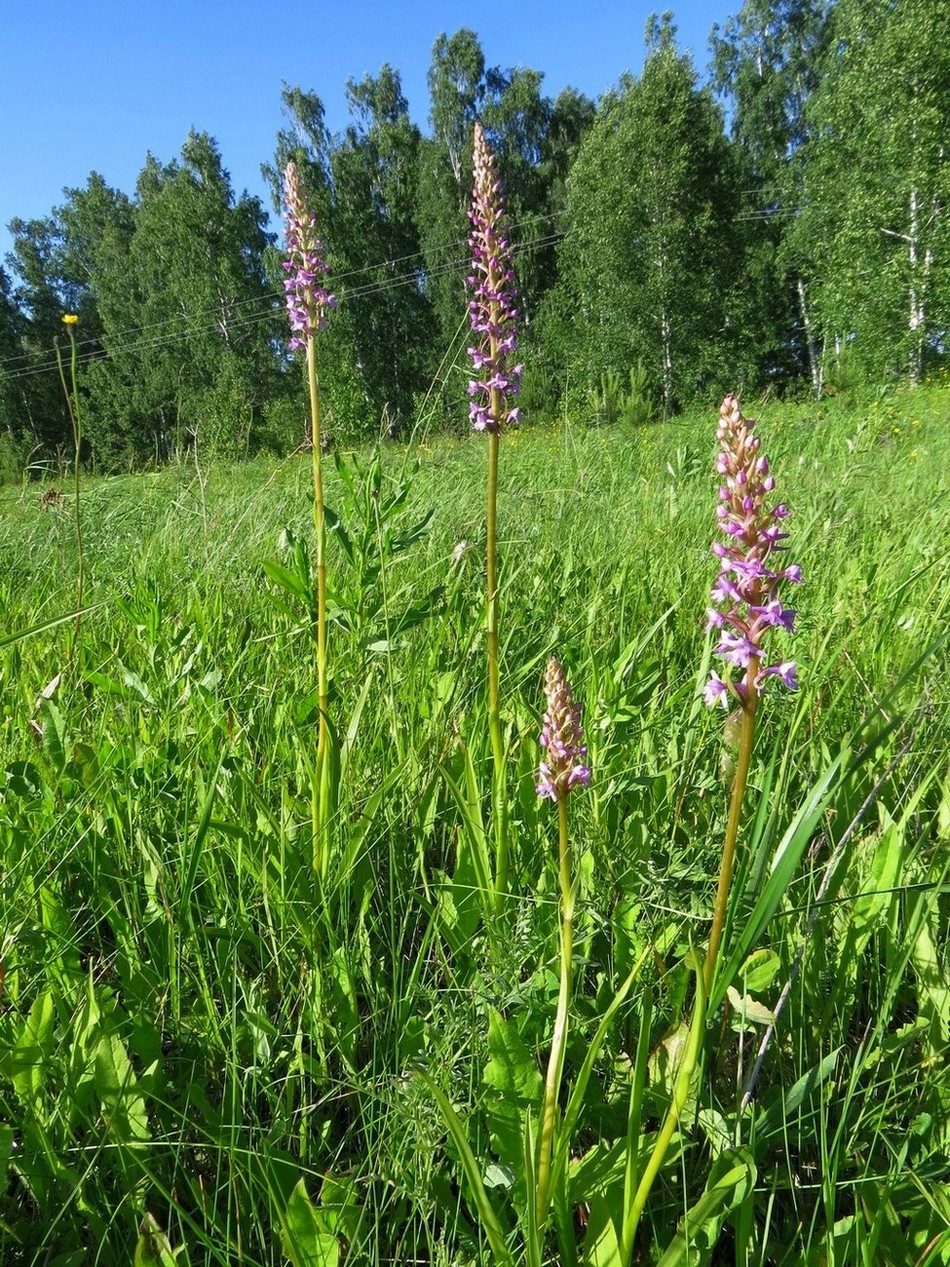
[
  {"x1": 55, "y1": 314, "x2": 84, "y2": 661},
  {"x1": 283, "y1": 160, "x2": 337, "y2": 879},
  {"x1": 703, "y1": 395, "x2": 801, "y2": 990},
  {"x1": 467, "y1": 123, "x2": 522, "y2": 909},
  {"x1": 535, "y1": 658, "x2": 590, "y2": 1230}
]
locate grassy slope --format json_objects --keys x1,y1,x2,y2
[{"x1": 0, "y1": 384, "x2": 948, "y2": 1265}]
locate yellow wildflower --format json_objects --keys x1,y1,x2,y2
[{"x1": 62, "y1": 313, "x2": 79, "y2": 325}]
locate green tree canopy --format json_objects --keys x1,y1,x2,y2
[
  {"x1": 711, "y1": 0, "x2": 832, "y2": 390},
  {"x1": 550, "y1": 15, "x2": 742, "y2": 416},
  {"x1": 329, "y1": 65, "x2": 437, "y2": 435},
  {"x1": 793, "y1": 0, "x2": 950, "y2": 384},
  {"x1": 81, "y1": 133, "x2": 280, "y2": 465}
]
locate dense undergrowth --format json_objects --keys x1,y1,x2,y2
[{"x1": 0, "y1": 384, "x2": 948, "y2": 1265}]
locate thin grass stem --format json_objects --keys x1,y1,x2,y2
[
  {"x1": 307, "y1": 333, "x2": 328, "y2": 879},
  {"x1": 486, "y1": 419, "x2": 508, "y2": 907},
  {"x1": 536, "y1": 791, "x2": 573, "y2": 1228},
  {"x1": 704, "y1": 660, "x2": 759, "y2": 993},
  {"x1": 620, "y1": 954, "x2": 707, "y2": 1265},
  {"x1": 54, "y1": 318, "x2": 84, "y2": 661}
]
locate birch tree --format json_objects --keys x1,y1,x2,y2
[
  {"x1": 711, "y1": 0, "x2": 832, "y2": 391},
  {"x1": 796, "y1": 0, "x2": 950, "y2": 383},
  {"x1": 553, "y1": 15, "x2": 740, "y2": 415}
]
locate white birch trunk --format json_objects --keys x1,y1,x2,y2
[
  {"x1": 661, "y1": 308, "x2": 673, "y2": 416},
  {"x1": 906, "y1": 185, "x2": 934, "y2": 385},
  {"x1": 796, "y1": 276, "x2": 822, "y2": 397}
]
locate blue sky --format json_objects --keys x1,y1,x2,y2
[{"x1": 2, "y1": 0, "x2": 736, "y2": 266}]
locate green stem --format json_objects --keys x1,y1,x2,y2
[
  {"x1": 54, "y1": 327, "x2": 84, "y2": 660},
  {"x1": 307, "y1": 332, "x2": 328, "y2": 880},
  {"x1": 536, "y1": 791, "x2": 573, "y2": 1229},
  {"x1": 486, "y1": 425, "x2": 500, "y2": 720},
  {"x1": 486, "y1": 413, "x2": 507, "y2": 907},
  {"x1": 704, "y1": 660, "x2": 759, "y2": 994},
  {"x1": 620, "y1": 956, "x2": 707, "y2": 1264}
]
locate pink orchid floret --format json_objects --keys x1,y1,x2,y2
[
  {"x1": 282, "y1": 160, "x2": 336, "y2": 351},
  {"x1": 705, "y1": 395, "x2": 800, "y2": 706},
  {"x1": 466, "y1": 124, "x2": 521, "y2": 433}
]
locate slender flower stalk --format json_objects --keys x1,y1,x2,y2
[
  {"x1": 703, "y1": 395, "x2": 800, "y2": 990},
  {"x1": 535, "y1": 657, "x2": 590, "y2": 1229},
  {"x1": 283, "y1": 160, "x2": 337, "y2": 878},
  {"x1": 55, "y1": 314, "x2": 85, "y2": 661},
  {"x1": 467, "y1": 122, "x2": 522, "y2": 909}
]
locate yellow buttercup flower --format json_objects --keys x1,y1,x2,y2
[{"x1": 62, "y1": 313, "x2": 79, "y2": 325}]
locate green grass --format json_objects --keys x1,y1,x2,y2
[{"x1": 0, "y1": 384, "x2": 948, "y2": 1265}]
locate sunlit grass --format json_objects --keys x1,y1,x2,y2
[{"x1": 0, "y1": 384, "x2": 947, "y2": 1264}]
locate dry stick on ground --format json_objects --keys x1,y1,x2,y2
[{"x1": 739, "y1": 726, "x2": 917, "y2": 1111}]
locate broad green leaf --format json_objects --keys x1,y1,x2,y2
[
  {"x1": 582, "y1": 1183, "x2": 624, "y2": 1267},
  {"x1": 280, "y1": 1178, "x2": 339, "y2": 1267},
  {"x1": 570, "y1": 1137, "x2": 629, "y2": 1201},
  {"x1": 95, "y1": 1032, "x2": 150, "y2": 1143},
  {"x1": 484, "y1": 1163, "x2": 515, "y2": 1189},
  {"x1": 851, "y1": 820, "x2": 903, "y2": 938},
  {"x1": 117, "y1": 662, "x2": 155, "y2": 705},
  {"x1": 134, "y1": 1213, "x2": 178, "y2": 1267},
  {"x1": 726, "y1": 986, "x2": 777, "y2": 1027},
  {"x1": 656, "y1": 1149, "x2": 756, "y2": 1267},
  {"x1": 757, "y1": 1049, "x2": 841, "y2": 1139},
  {"x1": 37, "y1": 697, "x2": 68, "y2": 776},
  {"x1": 262, "y1": 558, "x2": 312, "y2": 603},
  {"x1": 314, "y1": 1174, "x2": 360, "y2": 1244},
  {"x1": 84, "y1": 670, "x2": 146, "y2": 701},
  {"x1": 483, "y1": 1008, "x2": 543, "y2": 1103},
  {"x1": 11, "y1": 991, "x2": 56, "y2": 1106},
  {"x1": 327, "y1": 948, "x2": 359, "y2": 1070},
  {"x1": 740, "y1": 948, "x2": 781, "y2": 994}
]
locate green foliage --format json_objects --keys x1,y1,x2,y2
[
  {"x1": 3, "y1": 219, "x2": 79, "y2": 452},
  {"x1": 331, "y1": 66, "x2": 438, "y2": 432},
  {"x1": 587, "y1": 364, "x2": 655, "y2": 428},
  {"x1": 0, "y1": 386, "x2": 946, "y2": 1263},
  {"x1": 711, "y1": 0, "x2": 833, "y2": 393},
  {"x1": 99, "y1": 133, "x2": 279, "y2": 467},
  {"x1": 415, "y1": 29, "x2": 596, "y2": 428},
  {"x1": 264, "y1": 445, "x2": 441, "y2": 657},
  {"x1": 251, "y1": 394, "x2": 303, "y2": 456},
  {"x1": 0, "y1": 429, "x2": 34, "y2": 485},
  {"x1": 5, "y1": 10, "x2": 946, "y2": 466},
  {"x1": 1, "y1": 17, "x2": 949, "y2": 1259},
  {"x1": 549, "y1": 19, "x2": 742, "y2": 417},
  {"x1": 6, "y1": 140, "x2": 279, "y2": 471},
  {"x1": 792, "y1": 0, "x2": 950, "y2": 384}
]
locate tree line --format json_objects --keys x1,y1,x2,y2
[{"x1": 1, "y1": 0, "x2": 947, "y2": 472}]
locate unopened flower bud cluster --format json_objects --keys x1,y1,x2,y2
[{"x1": 537, "y1": 657, "x2": 591, "y2": 801}]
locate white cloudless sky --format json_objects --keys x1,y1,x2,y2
[{"x1": 1, "y1": 0, "x2": 736, "y2": 264}]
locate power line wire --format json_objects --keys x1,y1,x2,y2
[
  {"x1": 0, "y1": 209, "x2": 566, "y2": 375},
  {"x1": 1, "y1": 228, "x2": 565, "y2": 386}
]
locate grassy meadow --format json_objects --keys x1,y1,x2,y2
[{"x1": 0, "y1": 383, "x2": 948, "y2": 1265}]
